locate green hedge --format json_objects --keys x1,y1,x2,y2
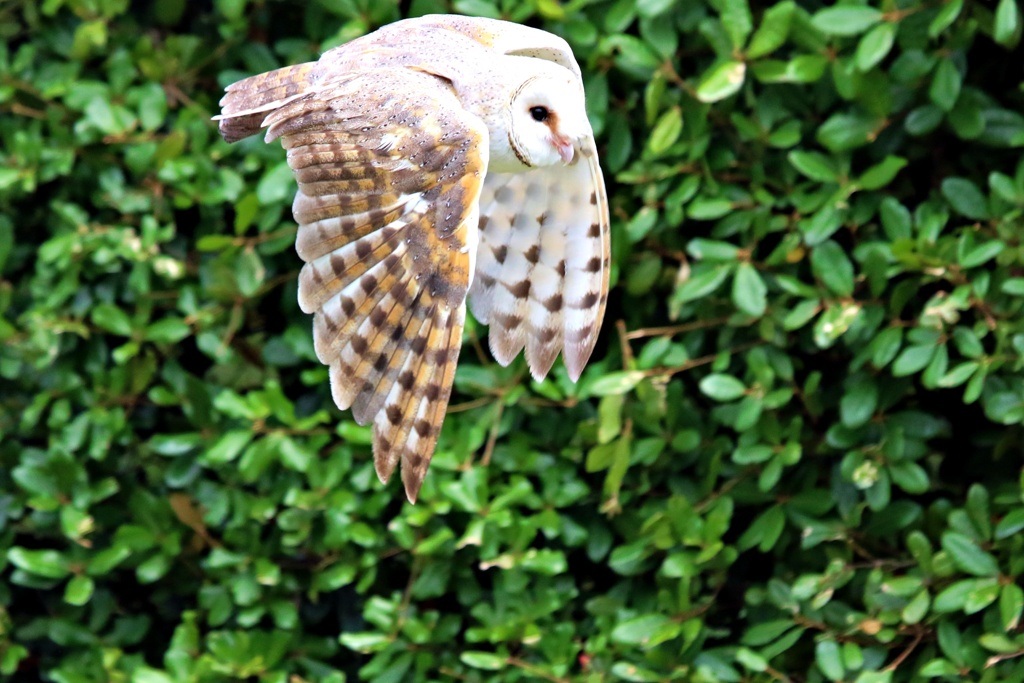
[{"x1": 3, "y1": 0, "x2": 1024, "y2": 680}]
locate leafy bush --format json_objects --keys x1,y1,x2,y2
[{"x1": 3, "y1": 0, "x2": 1024, "y2": 680}]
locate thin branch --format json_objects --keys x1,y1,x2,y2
[
  {"x1": 884, "y1": 629, "x2": 924, "y2": 672},
  {"x1": 986, "y1": 650, "x2": 1024, "y2": 668},
  {"x1": 624, "y1": 316, "x2": 733, "y2": 340},
  {"x1": 447, "y1": 396, "x2": 495, "y2": 414},
  {"x1": 505, "y1": 657, "x2": 571, "y2": 683},
  {"x1": 639, "y1": 341, "x2": 767, "y2": 379},
  {"x1": 615, "y1": 319, "x2": 634, "y2": 369},
  {"x1": 481, "y1": 400, "x2": 505, "y2": 467}
]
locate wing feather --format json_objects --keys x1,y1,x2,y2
[
  {"x1": 215, "y1": 62, "x2": 319, "y2": 142},
  {"x1": 401, "y1": 15, "x2": 583, "y2": 78},
  {"x1": 469, "y1": 135, "x2": 609, "y2": 382},
  {"x1": 218, "y1": 67, "x2": 486, "y2": 501}
]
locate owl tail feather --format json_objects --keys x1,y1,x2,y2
[{"x1": 215, "y1": 62, "x2": 318, "y2": 142}]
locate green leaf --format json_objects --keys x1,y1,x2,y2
[
  {"x1": 688, "y1": 197, "x2": 734, "y2": 219},
  {"x1": 994, "y1": 0, "x2": 1022, "y2": 48},
  {"x1": 965, "y1": 579, "x2": 1001, "y2": 614},
  {"x1": 938, "y1": 361, "x2": 979, "y2": 388},
  {"x1": 611, "y1": 614, "x2": 677, "y2": 646},
  {"x1": 732, "y1": 263, "x2": 767, "y2": 316},
  {"x1": 813, "y1": 302, "x2": 861, "y2": 348},
  {"x1": 942, "y1": 177, "x2": 989, "y2": 220},
  {"x1": 91, "y1": 302, "x2": 133, "y2": 336},
  {"x1": 903, "y1": 589, "x2": 931, "y2": 624},
  {"x1": 339, "y1": 631, "x2": 391, "y2": 652},
  {"x1": 7, "y1": 547, "x2": 71, "y2": 579},
  {"x1": 929, "y1": 0, "x2": 964, "y2": 37},
  {"x1": 256, "y1": 161, "x2": 295, "y2": 205},
  {"x1": 696, "y1": 60, "x2": 747, "y2": 102},
  {"x1": 132, "y1": 668, "x2": 174, "y2": 683},
  {"x1": 460, "y1": 651, "x2": 506, "y2": 670},
  {"x1": 589, "y1": 370, "x2": 646, "y2": 397},
  {"x1": 751, "y1": 55, "x2": 829, "y2": 83},
  {"x1": 990, "y1": 172, "x2": 1024, "y2": 203},
  {"x1": 647, "y1": 106, "x2": 683, "y2": 154},
  {"x1": 637, "y1": 0, "x2": 675, "y2": 17},
  {"x1": 817, "y1": 113, "x2": 879, "y2": 152},
  {"x1": 995, "y1": 508, "x2": 1024, "y2": 539},
  {"x1": 816, "y1": 640, "x2": 845, "y2": 680},
  {"x1": 236, "y1": 248, "x2": 266, "y2": 297},
  {"x1": 889, "y1": 461, "x2": 930, "y2": 493},
  {"x1": 0, "y1": 218, "x2": 13, "y2": 271},
  {"x1": 941, "y1": 532, "x2": 1000, "y2": 576},
  {"x1": 1000, "y1": 583, "x2": 1023, "y2": 630},
  {"x1": 857, "y1": 155, "x2": 907, "y2": 190},
  {"x1": 673, "y1": 264, "x2": 732, "y2": 304},
  {"x1": 196, "y1": 235, "x2": 236, "y2": 252},
  {"x1": 801, "y1": 204, "x2": 844, "y2": 245},
  {"x1": 783, "y1": 299, "x2": 821, "y2": 330},
  {"x1": 687, "y1": 238, "x2": 741, "y2": 261},
  {"x1": 855, "y1": 22, "x2": 896, "y2": 72},
  {"x1": 700, "y1": 374, "x2": 747, "y2": 401},
  {"x1": 934, "y1": 578, "x2": 980, "y2": 612},
  {"x1": 811, "y1": 6, "x2": 883, "y2": 36},
  {"x1": 714, "y1": 0, "x2": 754, "y2": 49},
  {"x1": 204, "y1": 430, "x2": 254, "y2": 464},
  {"x1": 64, "y1": 575, "x2": 94, "y2": 606},
  {"x1": 746, "y1": 1, "x2": 795, "y2": 58},
  {"x1": 788, "y1": 150, "x2": 840, "y2": 182},
  {"x1": 840, "y1": 379, "x2": 877, "y2": 427},
  {"x1": 605, "y1": 35, "x2": 661, "y2": 78},
  {"x1": 879, "y1": 196, "x2": 913, "y2": 240},
  {"x1": 930, "y1": 59, "x2": 962, "y2": 111},
  {"x1": 733, "y1": 444, "x2": 773, "y2": 464},
  {"x1": 810, "y1": 241, "x2": 855, "y2": 296},
  {"x1": 145, "y1": 318, "x2": 191, "y2": 344},
  {"x1": 905, "y1": 104, "x2": 944, "y2": 135},
  {"x1": 892, "y1": 344, "x2": 937, "y2": 376},
  {"x1": 960, "y1": 241, "x2": 1004, "y2": 268}
]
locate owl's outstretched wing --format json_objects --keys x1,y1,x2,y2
[
  {"x1": 469, "y1": 135, "x2": 610, "y2": 382},
  {"x1": 217, "y1": 68, "x2": 488, "y2": 502}
]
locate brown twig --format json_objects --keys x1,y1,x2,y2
[
  {"x1": 505, "y1": 657, "x2": 571, "y2": 683},
  {"x1": 447, "y1": 396, "x2": 495, "y2": 414},
  {"x1": 615, "y1": 319, "x2": 634, "y2": 370},
  {"x1": 468, "y1": 326, "x2": 490, "y2": 367},
  {"x1": 884, "y1": 629, "x2": 924, "y2": 672},
  {"x1": 639, "y1": 341, "x2": 767, "y2": 379},
  {"x1": 481, "y1": 401, "x2": 505, "y2": 467},
  {"x1": 986, "y1": 649, "x2": 1024, "y2": 668},
  {"x1": 624, "y1": 316, "x2": 732, "y2": 340}
]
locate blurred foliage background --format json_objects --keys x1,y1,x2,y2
[{"x1": 2, "y1": 0, "x2": 1024, "y2": 680}]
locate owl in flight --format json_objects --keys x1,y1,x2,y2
[{"x1": 214, "y1": 14, "x2": 610, "y2": 502}]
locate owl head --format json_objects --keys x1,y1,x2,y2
[{"x1": 508, "y1": 70, "x2": 590, "y2": 168}]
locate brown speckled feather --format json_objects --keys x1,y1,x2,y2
[
  {"x1": 220, "y1": 67, "x2": 486, "y2": 502},
  {"x1": 218, "y1": 62, "x2": 319, "y2": 142}
]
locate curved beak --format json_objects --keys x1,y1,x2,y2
[{"x1": 553, "y1": 135, "x2": 575, "y2": 164}]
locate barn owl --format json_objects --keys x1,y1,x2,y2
[{"x1": 214, "y1": 14, "x2": 610, "y2": 502}]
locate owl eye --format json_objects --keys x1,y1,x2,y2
[{"x1": 529, "y1": 106, "x2": 550, "y2": 122}]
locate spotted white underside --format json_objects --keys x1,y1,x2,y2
[{"x1": 469, "y1": 137, "x2": 609, "y2": 382}]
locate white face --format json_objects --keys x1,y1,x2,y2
[{"x1": 508, "y1": 75, "x2": 589, "y2": 168}]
